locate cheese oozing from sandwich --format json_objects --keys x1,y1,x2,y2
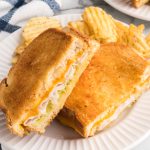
[
  {"x1": 23, "y1": 40, "x2": 96, "y2": 130},
  {"x1": 24, "y1": 61, "x2": 76, "y2": 127}
]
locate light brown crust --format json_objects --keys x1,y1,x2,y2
[
  {"x1": 0, "y1": 28, "x2": 100, "y2": 136},
  {"x1": 63, "y1": 27, "x2": 91, "y2": 46},
  {"x1": 58, "y1": 43, "x2": 149, "y2": 137},
  {"x1": 26, "y1": 42, "x2": 98, "y2": 133},
  {"x1": 23, "y1": 28, "x2": 100, "y2": 134},
  {"x1": 0, "y1": 28, "x2": 76, "y2": 136}
]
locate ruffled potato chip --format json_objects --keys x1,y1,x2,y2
[
  {"x1": 117, "y1": 23, "x2": 150, "y2": 57},
  {"x1": 146, "y1": 33, "x2": 150, "y2": 47},
  {"x1": 82, "y1": 6, "x2": 117, "y2": 43},
  {"x1": 115, "y1": 21, "x2": 128, "y2": 40},
  {"x1": 68, "y1": 20, "x2": 91, "y2": 36},
  {"x1": 23, "y1": 17, "x2": 61, "y2": 44},
  {"x1": 15, "y1": 42, "x2": 26, "y2": 55}
]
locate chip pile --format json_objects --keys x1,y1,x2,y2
[{"x1": 12, "y1": 7, "x2": 150, "y2": 64}]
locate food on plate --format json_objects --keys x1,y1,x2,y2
[
  {"x1": 58, "y1": 43, "x2": 150, "y2": 137},
  {"x1": 0, "y1": 28, "x2": 100, "y2": 136},
  {"x1": 22, "y1": 17, "x2": 61, "y2": 45},
  {"x1": 115, "y1": 21, "x2": 128, "y2": 39},
  {"x1": 12, "y1": 7, "x2": 150, "y2": 65},
  {"x1": 82, "y1": 6, "x2": 117, "y2": 43},
  {"x1": 66, "y1": 7, "x2": 150, "y2": 58},
  {"x1": 146, "y1": 33, "x2": 150, "y2": 47},
  {"x1": 5, "y1": 6, "x2": 150, "y2": 138},
  {"x1": 12, "y1": 17, "x2": 61, "y2": 64},
  {"x1": 68, "y1": 20, "x2": 91, "y2": 36},
  {"x1": 117, "y1": 24, "x2": 150, "y2": 58},
  {"x1": 132, "y1": 0, "x2": 150, "y2": 8}
]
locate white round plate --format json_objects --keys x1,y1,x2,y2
[
  {"x1": 104, "y1": 0, "x2": 150, "y2": 21},
  {"x1": 0, "y1": 14, "x2": 150, "y2": 150}
]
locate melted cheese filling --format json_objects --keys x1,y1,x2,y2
[
  {"x1": 87, "y1": 78, "x2": 150, "y2": 136},
  {"x1": 24, "y1": 52, "x2": 88, "y2": 127}
]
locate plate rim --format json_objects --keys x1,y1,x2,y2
[{"x1": 104, "y1": 0, "x2": 150, "y2": 21}]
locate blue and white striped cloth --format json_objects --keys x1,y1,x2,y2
[
  {"x1": 0, "y1": 0, "x2": 94, "y2": 41},
  {"x1": 0, "y1": 0, "x2": 62, "y2": 40}
]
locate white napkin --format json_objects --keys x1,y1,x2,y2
[{"x1": 0, "y1": 0, "x2": 61, "y2": 41}]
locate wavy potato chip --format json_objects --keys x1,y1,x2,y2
[
  {"x1": 23, "y1": 17, "x2": 61, "y2": 44},
  {"x1": 82, "y1": 6, "x2": 117, "y2": 43},
  {"x1": 144, "y1": 37, "x2": 150, "y2": 57},
  {"x1": 68, "y1": 20, "x2": 91, "y2": 36},
  {"x1": 117, "y1": 23, "x2": 150, "y2": 57},
  {"x1": 146, "y1": 33, "x2": 150, "y2": 47},
  {"x1": 115, "y1": 21, "x2": 128, "y2": 40}
]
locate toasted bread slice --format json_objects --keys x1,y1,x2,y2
[
  {"x1": 58, "y1": 43, "x2": 150, "y2": 137},
  {"x1": 0, "y1": 28, "x2": 100, "y2": 136}
]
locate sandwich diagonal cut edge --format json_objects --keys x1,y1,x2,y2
[
  {"x1": 58, "y1": 43, "x2": 150, "y2": 137},
  {"x1": 0, "y1": 28, "x2": 100, "y2": 136}
]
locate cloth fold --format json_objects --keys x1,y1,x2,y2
[{"x1": 0, "y1": 0, "x2": 61, "y2": 40}]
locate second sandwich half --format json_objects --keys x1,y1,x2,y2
[
  {"x1": 58, "y1": 43, "x2": 150, "y2": 137},
  {"x1": 0, "y1": 28, "x2": 100, "y2": 136}
]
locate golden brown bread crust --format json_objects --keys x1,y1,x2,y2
[
  {"x1": 0, "y1": 28, "x2": 76, "y2": 135},
  {"x1": 24, "y1": 29, "x2": 100, "y2": 134},
  {"x1": 58, "y1": 43, "x2": 149, "y2": 137},
  {"x1": 63, "y1": 27, "x2": 91, "y2": 46},
  {"x1": 0, "y1": 28, "x2": 100, "y2": 136}
]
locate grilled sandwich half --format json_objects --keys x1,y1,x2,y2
[
  {"x1": 0, "y1": 28, "x2": 100, "y2": 136},
  {"x1": 58, "y1": 43, "x2": 150, "y2": 137}
]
